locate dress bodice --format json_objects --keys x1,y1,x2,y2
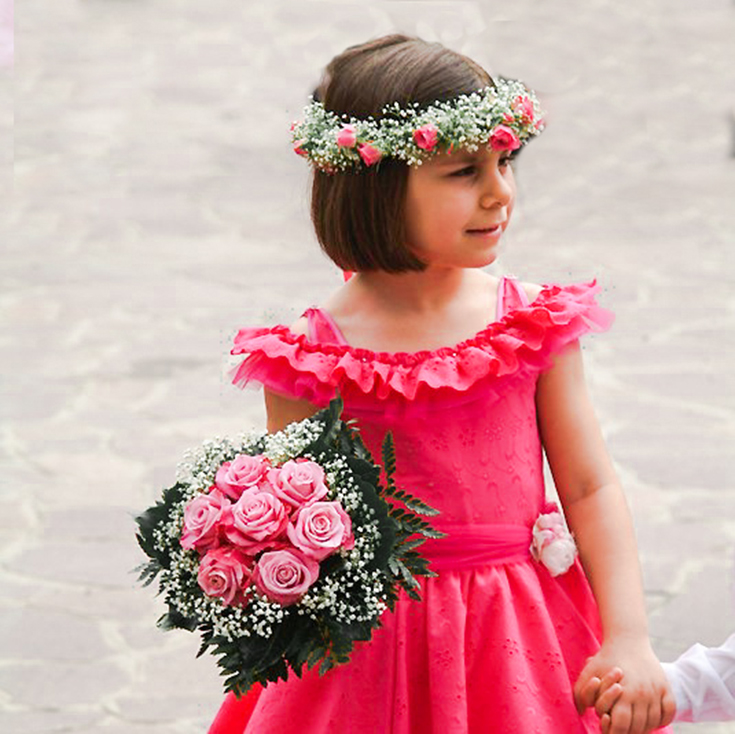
[
  {"x1": 302, "y1": 277, "x2": 541, "y2": 527},
  {"x1": 230, "y1": 278, "x2": 613, "y2": 528}
]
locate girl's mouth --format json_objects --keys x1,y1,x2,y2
[{"x1": 466, "y1": 224, "x2": 503, "y2": 236}]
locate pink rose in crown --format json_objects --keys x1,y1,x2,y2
[
  {"x1": 287, "y1": 501, "x2": 355, "y2": 561},
  {"x1": 223, "y1": 488, "x2": 289, "y2": 554},
  {"x1": 180, "y1": 488, "x2": 229, "y2": 553},
  {"x1": 269, "y1": 460, "x2": 329, "y2": 514},
  {"x1": 336, "y1": 124, "x2": 357, "y2": 148},
  {"x1": 413, "y1": 124, "x2": 439, "y2": 151},
  {"x1": 357, "y1": 143, "x2": 381, "y2": 166},
  {"x1": 255, "y1": 548, "x2": 320, "y2": 606},
  {"x1": 530, "y1": 512, "x2": 577, "y2": 577},
  {"x1": 513, "y1": 95, "x2": 535, "y2": 124},
  {"x1": 488, "y1": 124, "x2": 521, "y2": 152},
  {"x1": 197, "y1": 546, "x2": 254, "y2": 606},
  {"x1": 215, "y1": 454, "x2": 270, "y2": 501},
  {"x1": 293, "y1": 141, "x2": 308, "y2": 157}
]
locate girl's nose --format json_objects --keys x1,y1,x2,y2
[{"x1": 479, "y1": 169, "x2": 512, "y2": 209}]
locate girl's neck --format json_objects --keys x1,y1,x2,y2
[{"x1": 352, "y1": 267, "x2": 480, "y2": 315}]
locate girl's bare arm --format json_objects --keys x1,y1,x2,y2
[
  {"x1": 536, "y1": 340, "x2": 675, "y2": 734},
  {"x1": 264, "y1": 389, "x2": 321, "y2": 433}
]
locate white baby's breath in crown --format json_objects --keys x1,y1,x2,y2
[{"x1": 291, "y1": 78, "x2": 546, "y2": 172}]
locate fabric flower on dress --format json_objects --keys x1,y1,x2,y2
[{"x1": 530, "y1": 510, "x2": 577, "y2": 577}]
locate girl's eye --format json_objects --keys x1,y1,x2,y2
[
  {"x1": 450, "y1": 165, "x2": 476, "y2": 178},
  {"x1": 499, "y1": 152, "x2": 519, "y2": 169}
]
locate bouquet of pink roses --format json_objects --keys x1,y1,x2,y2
[{"x1": 136, "y1": 398, "x2": 441, "y2": 695}]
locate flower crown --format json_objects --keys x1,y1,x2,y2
[{"x1": 291, "y1": 78, "x2": 545, "y2": 173}]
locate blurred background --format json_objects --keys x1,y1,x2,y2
[{"x1": 2, "y1": 1, "x2": 734, "y2": 732}]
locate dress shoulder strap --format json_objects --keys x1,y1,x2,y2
[
  {"x1": 303, "y1": 307, "x2": 349, "y2": 346},
  {"x1": 496, "y1": 276, "x2": 530, "y2": 319}
]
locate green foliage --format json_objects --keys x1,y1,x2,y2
[
  {"x1": 158, "y1": 605, "x2": 198, "y2": 632},
  {"x1": 134, "y1": 483, "x2": 186, "y2": 593},
  {"x1": 134, "y1": 559, "x2": 162, "y2": 588}
]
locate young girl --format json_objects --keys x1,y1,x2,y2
[{"x1": 210, "y1": 35, "x2": 675, "y2": 734}]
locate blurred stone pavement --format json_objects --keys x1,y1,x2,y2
[{"x1": 2, "y1": 0, "x2": 734, "y2": 732}]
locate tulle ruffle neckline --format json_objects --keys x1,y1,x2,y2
[{"x1": 230, "y1": 281, "x2": 613, "y2": 406}]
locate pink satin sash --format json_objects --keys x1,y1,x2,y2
[{"x1": 421, "y1": 523, "x2": 532, "y2": 572}]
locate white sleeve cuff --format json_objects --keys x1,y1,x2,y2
[{"x1": 663, "y1": 634, "x2": 735, "y2": 723}]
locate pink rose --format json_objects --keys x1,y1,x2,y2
[
  {"x1": 215, "y1": 454, "x2": 270, "y2": 501},
  {"x1": 269, "y1": 460, "x2": 329, "y2": 513},
  {"x1": 413, "y1": 124, "x2": 439, "y2": 151},
  {"x1": 530, "y1": 512, "x2": 577, "y2": 577},
  {"x1": 336, "y1": 124, "x2": 357, "y2": 148},
  {"x1": 197, "y1": 546, "x2": 254, "y2": 606},
  {"x1": 513, "y1": 96, "x2": 535, "y2": 125},
  {"x1": 223, "y1": 488, "x2": 289, "y2": 554},
  {"x1": 357, "y1": 143, "x2": 381, "y2": 166},
  {"x1": 287, "y1": 501, "x2": 355, "y2": 561},
  {"x1": 513, "y1": 95, "x2": 535, "y2": 124},
  {"x1": 293, "y1": 141, "x2": 308, "y2": 157},
  {"x1": 180, "y1": 488, "x2": 229, "y2": 553},
  {"x1": 254, "y1": 548, "x2": 319, "y2": 606},
  {"x1": 488, "y1": 125, "x2": 521, "y2": 152}
]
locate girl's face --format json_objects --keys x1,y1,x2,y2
[{"x1": 404, "y1": 146, "x2": 517, "y2": 270}]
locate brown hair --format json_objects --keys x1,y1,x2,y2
[{"x1": 310, "y1": 35, "x2": 493, "y2": 273}]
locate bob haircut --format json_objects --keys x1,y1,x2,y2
[{"x1": 311, "y1": 35, "x2": 493, "y2": 273}]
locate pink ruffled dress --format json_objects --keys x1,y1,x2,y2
[{"x1": 209, "y1": 278, "x2": 667, "y2": 734}]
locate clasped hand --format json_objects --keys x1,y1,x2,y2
[{"x1": 573, "y1": 637, "x2": 676, "y2": 733}]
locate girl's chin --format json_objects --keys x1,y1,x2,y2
[
  {"x1": 411, "y1": 241, "x2": 502, "y2": 271},
  {"x1": 471, "y1": 243, "x2": 502, "y2": 268}
]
